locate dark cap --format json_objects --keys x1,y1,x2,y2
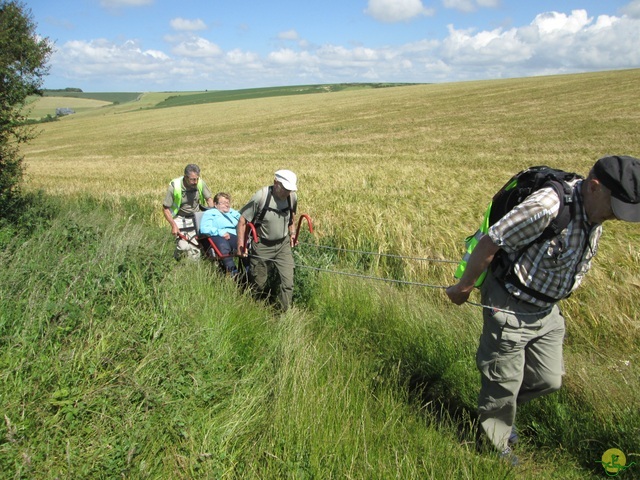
[{"x1": 593, "y1": 155, "x2": 640, "y2": 222}]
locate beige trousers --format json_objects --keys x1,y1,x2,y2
[
  {"x1": 174, "y1": 216, "x2": 200, "y2": 261},
  {"x1": 476, "y1": 272, "x2": 565, "y2": 451}
]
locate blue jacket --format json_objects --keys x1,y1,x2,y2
[{"x1": 199, "y1": 208, "x2": 241, "y2": 237}]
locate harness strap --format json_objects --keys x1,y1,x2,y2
[
  {"x1": 253, "y1": 186, "x2": 295, "y2": 227},
  {"x1": 501, "y1": 272, "x2": 566, "y2": 304}
]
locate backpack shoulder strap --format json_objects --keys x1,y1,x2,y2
[
  {"x1": 253, "y1": 186, "x2": 297, "y2": 227},
  {"x1": 541, "y1": 179, "x2": 573, "y2": 241},
  {"x1": 253, "y1": 186, "x2": 272, "y2": 225}
]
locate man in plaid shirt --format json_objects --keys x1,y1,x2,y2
[{"x1": 446, "y1": 155, "x2": 640, "y2": 464}]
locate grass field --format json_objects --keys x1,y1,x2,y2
[
  {"x1": 3, "y1": 68, "x2": 639, "y2": 478},
  {"x1": 42, "y1": 91, "x2": 143, "y2": 104},
  {"x1": 25, "y1": 96, "x2": 113, "y2": 119},
  {"x1": 27, "y1": 84, "x2": 419, "y2": 119},
  {"x1": 153, "y1": 83, "x2": 419, "y2": 109}
]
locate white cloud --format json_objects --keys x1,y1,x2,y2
[
  {"x1": 64, "y1": 39, "x2": 169, "y2": 64},
  {"x1": 51, "y1": 39, "x2": 170, "y2": 88},
  {"x1": 267, "y1": 49, "x2": 313, "y2": 66},
  {"x1": 226, "y1": 49, "x2": 260, "y2": 66},
  {"x1": 532, "y1": 10, "x2": 591, "y2": 35},
  {"x1": 144, "y1": 49, "x2": 170, "y2": 60},
  {"x1": 442, "y1": 0, "x2": 474, "y2": 13},
  {"x1": 438, "y1": 9, "x2": 638, "y2": 76},
  {"x1": 278, "y1": 30, "x2": 300, "y2": 41},
  {"x1": 170, "y1": 18, "x2": 207, "y2": 32},
  {"x1": 316, "y1": 45, "x2": 380, "y2": 65},
  {"x1": 171, "y1": 37, "x2": 222, "y2": 58},
  {"x1": 276, "y1": 29, "x2": 310, "y2": 49},
  {"x1": 620, "y1": 0, "x2": 640, "y2": 18},
  {"x1": 365, "y1": 0, "x2": 435, "y2": 23},
  {"x1": 47, "y1": 8, "x2": 640, "y2": 91},
  {"x1": 441, "y1": 25, "x2": 531, "y2": 65}
]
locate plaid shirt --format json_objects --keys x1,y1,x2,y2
[{"x1": 488, "y1": 179, "x2": 602, "y2": 307}]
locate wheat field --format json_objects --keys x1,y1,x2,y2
[
  {"x1": 15, "y1": 68, "x2": 640, "y2": 477},
  {"x1": 24, "y1": 68, "x2": 640, "y2": 322}
]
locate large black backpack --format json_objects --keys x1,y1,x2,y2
[
  {"x1": 490, "y1": 166, "x2": 582, "y2": 240},
  {"x1": 455, "y1": 166, "x2": 583, "y2": 290}
]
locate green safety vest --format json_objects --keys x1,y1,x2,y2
[
  {"x1": 170, "y1": 176, "x2": 205, "y2": 217},
  {"x1": 453, "y1": 200, "x2": 493, "y2": 287}
]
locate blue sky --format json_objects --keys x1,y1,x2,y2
[{"x1": 28, "y1": 0, "x2": 640, "y2": 92}]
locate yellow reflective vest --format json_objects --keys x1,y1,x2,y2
[{"x1": 170, "y1": 176, "x2": 205, "y2": 217}]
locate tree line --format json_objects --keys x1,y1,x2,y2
[{"x1": 0, "y1": 0, "x2": 52, "y2": 218}]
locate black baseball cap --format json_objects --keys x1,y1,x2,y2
[{"x1": 593, "y1": 155, "x2": 640, "y2": 222}]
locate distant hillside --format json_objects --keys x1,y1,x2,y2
[
  {"x1": 39, "y1": 84, "x2": 420, "y2": 112},
  {"x1": 42, "y1": 90, "x2": 142, "y2": 104},
  {"x1": 153, "y1": 83, "x2": 420, "y2": 108}
]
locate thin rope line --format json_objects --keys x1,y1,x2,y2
[
  {"x1": 294, "y1": 263, "x2": 448, "y2": 289},
  {"x1": 248, "y1": 253, "x2": 552, "y2": 316},
  {"x1": 465, "y1": 300, "x2": 553, "y2": 316},
  {"x1": 296, "y1": 241, "x2": 458, "y2": 264}
]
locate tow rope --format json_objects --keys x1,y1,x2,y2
[
  {"x1": 178, "y1": 213, "x2": 552, "y2": 316},
  {"x1": 251, "y1": 245, "x2": 554, "y2": 317}
]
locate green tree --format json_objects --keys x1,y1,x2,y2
[{"x1": 0, "y1": 0, "x2": 52, "y2": 215}]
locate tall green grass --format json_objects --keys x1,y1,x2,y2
[
  {"x1": 6, "y1": 69, "x2": 640, "y2": 478},
  {"x1": 0, "y1": 197, "x2": 629, "y2": 478}
]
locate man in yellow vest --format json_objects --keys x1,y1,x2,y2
[{"x1": 162, "y1": 164, "x2": 214, "y2": 260}]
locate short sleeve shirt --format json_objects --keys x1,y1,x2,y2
[
  {"x1": 488, "y1": 180, "x2": 602, "y2": 307},
  {"x1": 163, "y1": 179, "x2": 213, "y2": 217},
  {"x1": 240, "y1": 187, "x2": 293, "y2": 241}
]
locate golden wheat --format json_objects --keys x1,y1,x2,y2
[{"x1": 23, "y1": 70, "x2": 640, "y2": 351}]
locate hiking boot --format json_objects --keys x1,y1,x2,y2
[
  {"x1": 499, "y1": 446, "x2": 519, "y2": 466},
  {"x1": 508, "y1": 425, "x2": 518, "y2": 446}
]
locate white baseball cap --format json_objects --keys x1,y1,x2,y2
[{"x1": 275, "y1": 169, "x2": 298, "y2": 191}]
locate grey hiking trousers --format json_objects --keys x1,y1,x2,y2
[
  {"x1": 476, "y1": 271, "x2": 565, "y2": 451},
  {"x1": 249, "y1": 237, "x2": 294, "y2": 311}
]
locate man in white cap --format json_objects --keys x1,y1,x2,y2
[
  {"x1": 237, "y1": 170, "x2": 298, "y2": 311},
  {"x1": 446, "y1": 155, "x2": 640, "y2": 465}
]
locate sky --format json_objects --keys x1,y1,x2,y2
[{"x1": 26, "y1": 0, "x2": 640, "y2": 92}]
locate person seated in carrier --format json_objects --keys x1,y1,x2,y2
[{"x1": 199, "y1": 192, "x2": 242, "y2": 275}]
